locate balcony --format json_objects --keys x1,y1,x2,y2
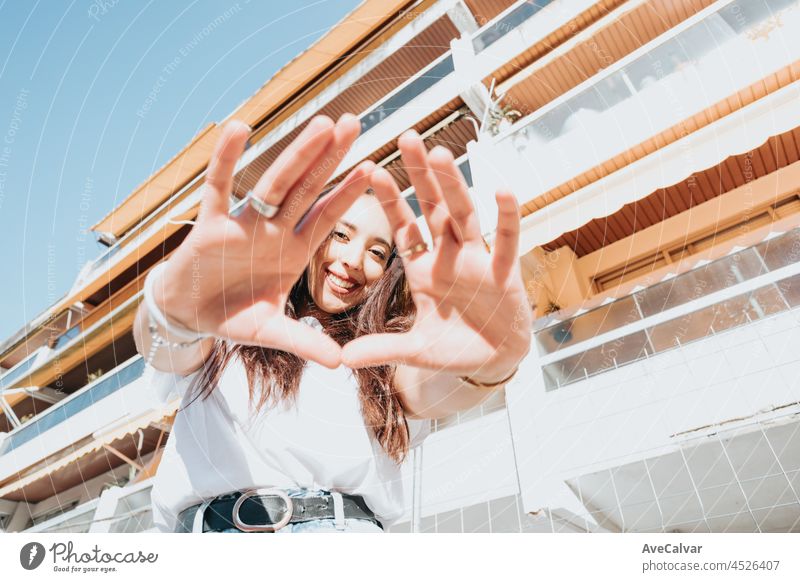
[
  {"x1": 2, "y1": 287, "x2": 142, "y2": 405},
  {"x1": 510, "y1": 229, "x2": 800, "y2": 531},
  {"x1": 497, "y1": 0, "x2": 800, "y2": 199},
  {"x1": 68, "y1": 54, "x2": 463, "y2": 312},
  {"x1": 23, "y1": 479, "x2": 158, "y2": 533},
  {"x1": 24, "y1": 498, "x2": 99, "y2": 533},
  {"x1": 535, "y1": 227, "x2": 800, "y2": 390},
  {"x1": 0, "y1": 356, "x2": 145, "y2": 457}
]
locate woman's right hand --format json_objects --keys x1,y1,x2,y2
[{"x1": 149, "y1": 114, "x2": 373, "y2": 368}]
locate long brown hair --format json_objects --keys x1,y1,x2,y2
[{"x1": 184, "y1": 197, "x2": 418, "y2": 465}]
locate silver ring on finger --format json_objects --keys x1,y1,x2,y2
[
  {"x1": 397, "y1": 241, "x2": 429, "y2": 259},
  {"x1": 249, "y1": 193, "x2": 281, "y2": 219},
  {"x1": 228, "y1": 190, "x2": 281, "y2": 219}
]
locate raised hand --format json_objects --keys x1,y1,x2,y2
[
  {"x1": 150, "y1": 114, "x2": 374, "y2": 368},
  {"x1": 340, "y1": 130, "x2": 532, "y2": 382}
]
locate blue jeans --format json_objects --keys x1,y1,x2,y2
[{"x1": 214, "y1": 488, "x2": 384, "y2": 533}]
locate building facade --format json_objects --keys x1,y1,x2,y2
[{"x1": 1, "y1": 0, "x2": 799, "y2": 533}]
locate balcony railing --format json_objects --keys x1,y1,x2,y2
[
  {"x1": 107, "y1": 485, "x2": 155, "y2": 533},
  {"x1": 472, "y1": 0, "x2": 554, "y2": 53},
  {"x1": 25, "y1": 499, "x2": 99, "y2": 533},
  {"x1": 0, "y1": 348, "x2": 44, "y2": 390},
  {"x1": 359, "y1": 52, "x2": 455, "y2": 135},
  {"x1": 498, "y1": 0, "x2": 800, "y2": 192},
  {"x1": 0, "y1": 356, "x2": 146, "y2": 456},
  {"x1": 536, "y1": 228, "x2": 800, "y2": 390},
  {"x1": 75, "y1": 53, "x2": 460, "y2": 299},
  {"x1": 85, "y1": 242, "x2": 123, "y2": 279},
  {"x1": 5, "y1": 289, "x2": 142, "y2": 400}
]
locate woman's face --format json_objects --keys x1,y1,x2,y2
[{"x1": 308, "y1": 193, "x2": 394, "y2": 314}]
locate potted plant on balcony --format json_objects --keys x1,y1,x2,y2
[
  {"x1": 87, "y1": 369, "x2": 104, "y2": 383},
  {"x1": 545, "y1": 300, "x2": 574, "y2": 344},
  {"x1": 486, "y1": 103, "x2": 522, "y2": 136}
]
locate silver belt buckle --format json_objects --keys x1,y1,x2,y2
[{"x1": 232, "y1": 488, "x2": 294, "y2": 532}]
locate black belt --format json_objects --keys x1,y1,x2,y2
[{"x1": 175, "y1": 488, "x2": 383, "y2": 533}]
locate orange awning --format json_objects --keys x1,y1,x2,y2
[
  {"x1": 0, "y1": 402, "x2": 179, "y2": 498},
  {"x1": 91, "y1": 0, "x2": 412, "y2": 238}
]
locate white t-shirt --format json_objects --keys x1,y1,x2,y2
[{"x1": 146, "y1": 315, "x2": 430, "y2": 533}]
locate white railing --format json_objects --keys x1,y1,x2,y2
[
  {"x1": 5, "y1": 292, "x2": 142, "y2": 398},
  {"x1": 536, "y1": 228, "x2": 800, "y2": 389},
  {"x1": 90, "y1": 479, "x2": 156, "y2": 533},
  {"x1": 0, "y1": 355, "x2": 145, "y2": 457},
  {"x1": 497, "y1": 0, "x2": 800, "y2": 196},
  {"x1": 25, "y1": 499, "x2": 99, "y2": 534}
]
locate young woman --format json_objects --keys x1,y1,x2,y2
[{"x1": 133, "y1": 113, "x2": 532, "y2": 533}]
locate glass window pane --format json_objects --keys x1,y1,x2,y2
[
  {"x1": 359, "y1": 55, "x2": 454, "y2": 134},
  {"x1": 420, "y1": 515, "x2": 436, "y2": 533},
  {"x1": 776, "y1": 273, "x2": 800, "y2": 307},
  {"x1": 436, "y1": 508, "x2": 462, "y2": 533},
  {"x1": 472, "y1": 1, "x2": 554, "y2": 52},
  {"x1": 110, "y1": 488, "x2": 153, "y2": 533},
  {"x1": 755, "y1": 229, "x2": 800, "y2": 271},
  {"x1": 0, "y1": 350, "x2": 40, "y2": 389},
  {"x1": 462, "y1": 502, "x2": 491, "y2": 533},
  {"x1": 635, "y1": 249, "x2": 766, "y2": 317},
  {"x1": 543, "y1": 330, "x2": 651, "y2": 390},
  {"x1": 648, "y1": 284, "x2": 788, "y2": 351},
  {"x1": 489, "y1": 496, "x2": 520, "y2": 533},
  {"x1": 536, "y1": 295, "x2": 641, "y2": 356}
]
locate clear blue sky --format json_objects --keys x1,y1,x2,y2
[{"x1": 0, "y1": 0, "x2": 361, "y2": 341}]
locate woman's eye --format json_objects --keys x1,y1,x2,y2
[
  {"x1": 333, "y1": 230, "x2": 348, "y2": 241},
  {"x1": 371, "y1": 249, "x2": 386, "y2": 260}
]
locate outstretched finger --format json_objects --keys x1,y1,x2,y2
[
  {"x1": 223, "y1": 311, "x2": 342, "y2": 369},
  {"x1": 278, "y1": 113, "x2": 362, "y2": 229},
  {"x1": 398, "y1": 130, "x2": 451, "y2": 241},
  {"x1": 427, "y1": 145, "x2": 483, "y2": 246},
  {"x1": 249, "y1": 115, "x2": 336, "y2": 210},
  {"x1": 369, "y1": 167, "x2": 426, "y2": 258},
  {"x1": 491, "y1": 190, "x2": 521, "y2": 282},
  {"x1": 201, "y1": 120, "x2": 251, "y2": 219}
]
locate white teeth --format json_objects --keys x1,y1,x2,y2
[{"x1": 327, "y1": 272, "x2": 356, "y2": 290}]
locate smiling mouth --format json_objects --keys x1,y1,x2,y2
[{"x1": 325, "y1": 269, "x2": 361, "y2": 295}]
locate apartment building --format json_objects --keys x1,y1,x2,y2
[{"x1": 1, "y1": 0, "x2": 799, "y2": 533}]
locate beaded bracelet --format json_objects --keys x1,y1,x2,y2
[{"x1": 143, "y1": 262, "x2": 211, "y2": 365}]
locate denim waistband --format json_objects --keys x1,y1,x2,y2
[{"x1": 180, "y1": 487, "x2": 383, "y2": 533}]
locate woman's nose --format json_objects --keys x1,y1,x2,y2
[{"x1": 339, "y1": 243, "x2": 363, "y2": 271}]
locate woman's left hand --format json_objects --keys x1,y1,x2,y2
[{"x1": 340, "y1": 130, "x2": 532, "y2": 383}]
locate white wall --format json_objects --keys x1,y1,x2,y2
[
  {"x1": 508, "y1": 307, "x2": 800, "y2": 513},
  {"x1": 418, "y1": 410, "x2": 519, "y2": 516}
]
